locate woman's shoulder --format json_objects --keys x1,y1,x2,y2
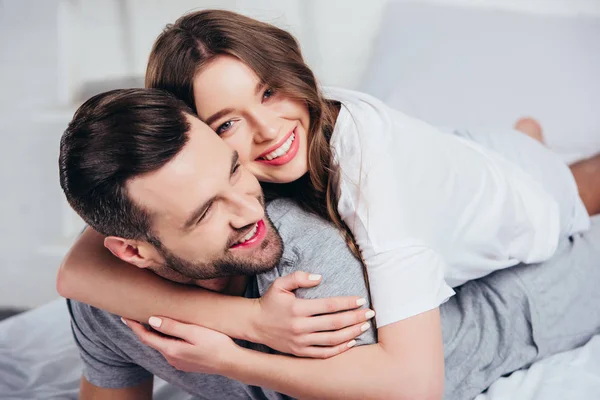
[
  {"x1": 326, "y1": 87, "x2": 391, "y2": 145},
  {"x1": 322, "y1": 86, "x2": 388, "y2": 114},
  {"x1": 326, "y1": 87, "x2": 418, "y2": 166},
  {"x1": 324, "y1": 86, "x2": 430, "y2": 141}
]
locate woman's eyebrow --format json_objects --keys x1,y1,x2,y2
[{"x1": 205, "y1": 108, "x2": 234, "y2": 126}]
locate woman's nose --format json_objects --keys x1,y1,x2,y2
[{"x1": 252, "y1": 110, "x2": 280, "y2": 144}]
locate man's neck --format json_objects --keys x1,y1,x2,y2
[
  {"x1": 193, "y1": 276, "x2": 247, "y2": 295},
  {"x1": 224, "y1": 275, "x2": 249, "y2": 296}
]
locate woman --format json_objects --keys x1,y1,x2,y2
[{"x1": 58, "y1": 9, "x2": 599, "y2": 399}]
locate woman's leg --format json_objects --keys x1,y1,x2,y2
[
  {"x1": 514, "y1": 117, "x2": 545, "y2": 144},
  {"x1": 513, "y1": 117, "x2": 600, "y2": 216},
  {"x1": 449, "y1": 124, "x2": 590, "y2": 234},
  {"x1": 569, "y1": 154, "x2": 600, "y2": 216}
]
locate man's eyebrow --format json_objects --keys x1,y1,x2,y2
[
  {"x1": 205, "y1": 108, "x2": 234, "y2": 126},
  {"x1": 183, "y1": 196, "x2": 215, "y2": 230},
  {"x1": 182, "y1": 151, "x2": 240, "y2": 230}
]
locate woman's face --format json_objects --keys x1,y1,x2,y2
[{"x1": 193, "y1": 55, "x2": 311, "y2": 184}]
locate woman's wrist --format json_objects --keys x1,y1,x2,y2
[
  {"x1": 221, "y1": 346, "x2": 262, "y2": 383},
  {"x1": 226, "y1": 297, "x2": 262, "y2": 343}
]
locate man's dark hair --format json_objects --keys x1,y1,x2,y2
[{"x1": 59, "y1": 88, "x2": 194, "y2": 244}]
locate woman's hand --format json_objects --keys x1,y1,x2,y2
[
  {"x1": 253, "y1": 271, "x2": 375, "y2": 358},
  {"x1": 123, "y1": 317, "x2": 239, "y2": 375}
]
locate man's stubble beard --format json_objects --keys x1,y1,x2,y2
[{"x1": 156, "y1": 214, "x2": 284, "y2": 280}]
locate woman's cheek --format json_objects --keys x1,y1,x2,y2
[{"x1": 229, "y1": 124, "x2": 258, "y2": 160}]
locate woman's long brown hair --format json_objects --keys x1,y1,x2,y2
[{"x1": 146, "y1": 9, "x2": 364, "y2": 263}]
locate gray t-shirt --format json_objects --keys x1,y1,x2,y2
[{"x1": 69, "y1": 198, "x2": 375, "y2": 399}]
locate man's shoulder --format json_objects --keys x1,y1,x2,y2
[
  {"x1": 67, "y1": 299, "x2": 125, "y2": 340},
  {"x1": 264, "y1": 198, "x2": 363, "y2": 279}
]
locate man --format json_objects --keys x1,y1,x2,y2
[{"x1": 59, "y1": 88, "x2": 600, "y2": 400}]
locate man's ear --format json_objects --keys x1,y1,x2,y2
[{"x1": 104, "y1": 236, "x2": 155, "y2": 269}]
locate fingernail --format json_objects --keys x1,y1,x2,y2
[
  {"x1": 356, "y1": 298, "x2": 367, "y2": 306},
  {"x1": 120, "y1": 317, "x2": 127, "y2": 326},
  {"x1": 361, "y1": 322, "x2": 371, "y2": 332},
  {"x1": 308, "y1": 274, "x2": 322, "y2": 281},
  {"x1": 365, "y1": 310, "x2": 375, "y2": 319},
  {"x1": 347, "y1": 339, "x2": 357, "y2": 348},
  {"x1": 148, "y1": 316, "x2": 162, "y2": 328}
]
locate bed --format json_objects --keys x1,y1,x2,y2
[
  {"x1": 0, "y1": 299, "x2": 193, "y2": 400},
  {"x1": 1, "y1": 2, "x2": 599, "y2": 399}
]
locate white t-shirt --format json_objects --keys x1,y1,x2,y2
[{"x1": 326, "y1": 87, "x2": 582, "y2": 327}]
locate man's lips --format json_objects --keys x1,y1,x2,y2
[
  {"x1": 256, "y1": 128, "x2": 300, "y2": 166},
  {"x1": 230, "y1": 219, "x2": 267, "y2": 249}
]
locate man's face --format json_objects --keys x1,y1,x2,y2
[{"x1": 127, "y1": 116, "x2": 283, "y2": 284}]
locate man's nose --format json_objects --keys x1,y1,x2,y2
[{"x1": 228, "y1": 192, "x2": 263, "y2": 228}]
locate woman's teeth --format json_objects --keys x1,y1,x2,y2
[
  {"x1": 237, "y1": 223, "x2": 258, "y2": 244},
  {"x1": 263, "y1": 133, "x2": 295, "y2": 161}
]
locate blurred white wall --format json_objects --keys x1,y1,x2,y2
[
  {"x1": 47, "y1": 0, "x2": 600, "y2": 105},
  {"x1": 0, "y1": 0, "x2": 599, "y2": 308}
]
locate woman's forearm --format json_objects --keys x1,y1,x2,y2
[
  {"x1": 57, "y1": 227, "x2": 260, "y2": 342},
  {"x1": 228, "y1": 344, "x2": 442, "y2": 400},
  {"x1": 225, "y1": 309, "x2": 444, "y2": 400}
]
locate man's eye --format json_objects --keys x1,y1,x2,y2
[
  {"x1": 216, "y1": 120, "x2": 235, "y2": 135},
  {"x1": 197, "y1": 203, "x2": 213, "y2": 225}
]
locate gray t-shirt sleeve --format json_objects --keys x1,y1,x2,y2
[
  {"x1": 67, "y1": 300, "x2": 152, "y2": 388},
  {"x1": 259, "y1": 202, "x2": 377, "y2": 345},
  {"x1": 289, "y1": 227, "x2": 377, "y2": 345}
]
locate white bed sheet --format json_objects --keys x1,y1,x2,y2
[
  {"x1": 0, "y1": 299, "x2": 192, "y2": 400},
  {"x1": 478, "y1": 336, "x2": 600, "y2": 399},
  {"x1": 1, "y1": 298, "x2": 600, "y2": 399}
]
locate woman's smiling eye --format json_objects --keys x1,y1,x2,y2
[
  {"x1": 262, "y1": 88, "x2": 274, "y2": 101},
  {"x1": 216, "y1": 120, "x2": 235, "y2": 135}
]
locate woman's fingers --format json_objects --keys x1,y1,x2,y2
[
  {"x1": 123, "y1": 316, "x2": 198, "y2": 344},
  {"x1": 306, "y1": 321, "x2": 372, "y2": 347},
  {"x1": 300, "y1": 340, "x2": 358, "y2": 359},
  {"x1": 145, "y1": 316, "x2": 214, "y2": 344},
  {"x1": 301, "y1": 295, "x2": 368, "y2": 316},
  {"x1": 122, "y1": 318, "x2": 181, "y2": 353},
  {"x1": 272, "y1": 271, "x2": 323, "y2": 292},
  {"x1": 302, "y1": 307, "x2": 375, "y2": 332}
]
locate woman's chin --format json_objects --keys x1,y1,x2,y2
[{"x1": 255, "y1": 163, "x2": 309, "y2": 185}]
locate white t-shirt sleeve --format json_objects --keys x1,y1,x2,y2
[
  {"x1": 338, "y1": 162, "x2": 454, "y2": 327},
  {"x1": 360, "y1": 243, "x2": 455, "y2": 328},
  {"x1": 335, "y1": 131, "x2": 455, "y2": 327}
]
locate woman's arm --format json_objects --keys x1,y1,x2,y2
[
  {"x1": 80, "y1": 376, "x2": 153, "y2": 400},
  {"x1": 57, "y1": 227, "x2": 257, "y2": 340},
  {"x1": 57, "y1": 227, "x2": 373, "y2": 357},
  {"x1": 127, "y1": 308, "x2": 444, "y2": 400},
  {"x1": 232, "y1": 309, "x2": 444, "y2": 400}
]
